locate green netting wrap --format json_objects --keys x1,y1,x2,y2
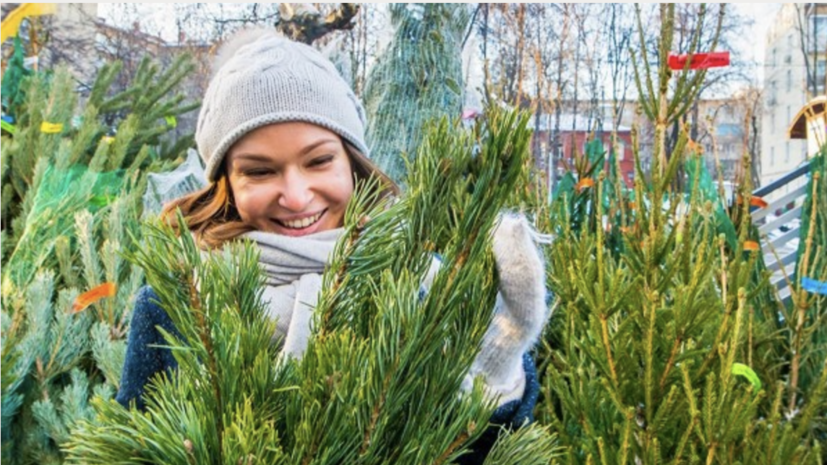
[
  {"x1": 550, "y1": 139, "x2": 614, "y2": 234},
  {"x1": 363, "y1": 3, "x2": 472, "y2": 187},
  {"x1": 685, "y1": 152, "x2": 739, "y2": 248},
  {"x1": 1, "y1": 37, "x2": 34, "y2": 119},
  {"x1": 2, "y1": 163, "x2": 124, "y2": 290}
]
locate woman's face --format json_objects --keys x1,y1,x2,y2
[{"x1": 226, "y1": 122, "x2": 354, "y2": 237}]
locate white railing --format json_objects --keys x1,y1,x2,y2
[{"x1": 751, "y1": 162, "x2": 812, "y2": 305}]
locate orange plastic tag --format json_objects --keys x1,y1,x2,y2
[
  {"x1": 576, "y1": 178, "x2": 595, "y2": 192},
  {"x1": 73, "y1": 282, "x2": 117, "y2": 313},
  {"x1": 743, "y1": 241, "x2": 760, "y2": 252},
  {"x1": 736, "y1": 195, "x2": 768, "y2": 209}
]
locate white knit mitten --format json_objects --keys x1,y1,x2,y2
[{"x1": 462, "y1": 212, "x2": 550, "y2": 406}]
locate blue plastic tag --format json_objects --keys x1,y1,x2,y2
[{"x1": 802, "y1": 277, "x2": 827, "y2": 295}]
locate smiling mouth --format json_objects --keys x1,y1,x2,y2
[{"x1": 276, "y1": 210, "x2": 325, "y2": 230}]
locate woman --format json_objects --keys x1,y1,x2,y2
[{"x1": 116, "y1": 28, "x2": 549, "y2": 462}]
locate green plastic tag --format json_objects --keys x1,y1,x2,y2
[
  {"x1": 90, "y1": 195, "x2": 116, "y2": 208},
  {"x1": 1, "y1": 120, "x2": 16, "y2": 134},
  {"x1": 732, "y1": 363, "x2": 762, "y2": 391},
  {"x1": 165, "y1": 115, "x2": 177, "y2": 128}
]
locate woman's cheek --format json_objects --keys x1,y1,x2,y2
[{"x1": 237, "y1": 185, "x2": 272, "y2": 215}]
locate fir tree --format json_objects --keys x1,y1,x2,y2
[
  {"x1": 1, "y1": 54, "x2": 198, "y2": 464},
  {"x1": 65, "y1": 107, "x2": 560, "y2": 464},
  {"x1": 535, "y1": 5, "x2": 827, "y2": 463},
  {"x1": 1, "y1": 54, "x2": 198, "y2": 259}
]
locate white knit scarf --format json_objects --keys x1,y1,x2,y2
[{"x1": 240, "y1": 228, "x2": 344, "y2": 359}]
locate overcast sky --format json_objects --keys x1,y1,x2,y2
[{"x1": 99, "y1": 2, "x2": 784, "y2": 87}]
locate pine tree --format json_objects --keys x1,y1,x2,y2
[
  {"x1": 65, "y1": 107, "x2": 560, "y2": 464},
  {"x1": 786, "y1": 145, "x2": 826, "y2": 425},
  {"x1": 534, "y1": 5, "x2": 827, "y2": 463},
  {"x1": 1, "y1": 53, "x2": 198, "y2": 464},
  {"x1": 362, "y1": 3, "x2": 472, "y2": 187}
]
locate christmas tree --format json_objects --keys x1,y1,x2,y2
[
  {"x1": 64, "y1": 107, "x2": 559, "y2": 464},
  {"x1": 534, "y1": 5, "x2": 827, "y2": 463},
  {"x1": 362, "y1": 3, "x2": 472, "y2": 187},
  {"x1": 1, "y1": 52, "x2": 197, "y2": 463}
]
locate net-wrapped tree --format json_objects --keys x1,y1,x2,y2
[
  {"x1": 362, "y1": 3, "x2": 472, "y2": 187},
  {"x1": 1, "y1": 54, "x2": 198, "y2": 464}
]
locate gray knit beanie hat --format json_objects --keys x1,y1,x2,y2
[{"x1": 196, "y1": 28, "x2": 369, "y2": 182}]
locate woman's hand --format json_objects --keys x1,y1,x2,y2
[{"x1": 463, "y1": 212, "x2": 550, "y2": 405}]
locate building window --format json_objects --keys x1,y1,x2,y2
[
  {"x1": 785, "y1": 143, "x2": 790, "y2": 163},
  {"x1": 768, "y1": 79, "x2": 776, "y2": 104},
  {"x1": 812, "y1": 16, "x2": 827, "y2": 51},
  {"x1": 787, "y1": 106, "x2": 791, "y2": 128},
  {"x1": 771, "y1": 112, "x2": 776, "y2": 133},
  {"x1": 770, "y1": 146, "x2": 775, "y2": 166},
  {"x1": 772, "y1": 48, "x2": 777, "y2": 66},
  {"x1": 787, "y1": 69, "x2": 792, "y2": 92}
]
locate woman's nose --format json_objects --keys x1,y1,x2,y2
[{"x1": 278, "y1": 171, "x2": 313, "y2": 211}]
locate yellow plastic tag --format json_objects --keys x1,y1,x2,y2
[
  {"x1": 102, "y1": 136, "x2": 115, "y2": 143},
  {"x1": 40, "y1": 121, "x2": 64, "y2": 133}
]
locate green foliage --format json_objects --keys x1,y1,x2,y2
[
  {"x1": 786, "y1": 148, "x2": 827, "y2": 420},
  {"x1": 534, "y1": 6, "x2": 827, "y2": 463},
  {"x1": 1, "y1": 52, "x2": 198, "y2": 464},
  {"x1": 363, "y1": 3, "x2": 472, "y2": 187},
  {"x1": 65, "y1": 107, "x2": 560, "y2": 464},
  {"x1": 0, "y1": 54, "x2": 198, "y2": 259},
  {"x1": 1, "y1": 37, "x2": 34, "y2": 119},
  {"x1": 1, "y1": 196, "x2": 145, "y2": 464}
]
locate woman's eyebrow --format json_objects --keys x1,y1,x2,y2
[
  {"x1": 232, "y1": 154, "x2": 273, "y2": 163},
  {"x1": 232, "y1": 139, "x2": 339, "y2": 162},
  {"x1": 298, "y1": 138, "x2": 339, "y2": 156}
]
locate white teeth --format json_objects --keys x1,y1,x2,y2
[{"x1": 281, "y1": 212, "x2": 322, "y2": 229}]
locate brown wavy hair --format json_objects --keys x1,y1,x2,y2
[{"x1": 161, "y1": 141, "x2": 399, "y2": 249}]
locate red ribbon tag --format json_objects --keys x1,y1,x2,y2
[{"x1": 668, "y1": 52, "x2": 730, "y2": 70}]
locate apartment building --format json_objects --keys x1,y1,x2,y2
[{"x1": 761, "y1": 3, "x2": 826, "y2": 192}]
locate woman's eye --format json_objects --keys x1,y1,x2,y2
[
  {"x1": 244, "y1": 168, "x2": 273, "y2": 177},
  {"x1": 309, "y1": 156, "x2": 334, "y2": 167}
]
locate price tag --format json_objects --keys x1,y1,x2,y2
[
  {"x1": 732, "y1": 363, "x2": 761, "y2": 391},
  {"x1": 40, "y1": 121, "x2": 64, "y2": 133},
  {"x1": 802, "y1": 277, "x2": 827, "y2": 295},
  {"x1": 1, "y1": 120, "x2": 15, "y2": 134}
]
